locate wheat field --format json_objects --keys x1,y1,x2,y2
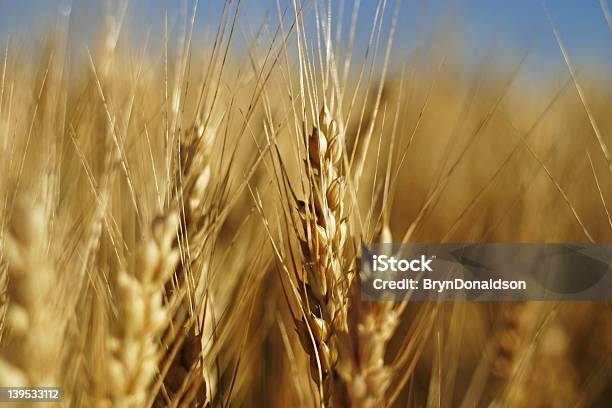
[{"x1": 0, "y1": 0, "x2": 610, "y2": 407}]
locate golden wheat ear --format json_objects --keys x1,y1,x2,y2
[
  {"x1": 290, "y1": 104, "x2": 354, "y2": 405},
  {"x1": 335, "y1": 225, "x2": 400, "y2": 408},
  {"x1": 153, "y1": 122, "x2": 218, "y2": 407},
  {"x1": 99, "y1": 213, "x2": 179, "y2": 407},
  {"x1": 0, "y1": 202, "x2": 61, "y2": 387}
]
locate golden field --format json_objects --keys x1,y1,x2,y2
[{"x1": 0, "y1": 1, "x2": 610, "y2": 406}]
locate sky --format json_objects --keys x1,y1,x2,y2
[{"x1": 0, "y1": 0, "x2": 610, "y2": 79}]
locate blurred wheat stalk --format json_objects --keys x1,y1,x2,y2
[{"x1": 0, "y1": 0, "x2": 610, "y2": 407}]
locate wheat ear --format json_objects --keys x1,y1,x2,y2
[
  {"x1": 0, "y1": 203, "x2": 60, "y2": 388},
  {"x1": 157, "y1": 123, "x2": 216, "y2": 406},
  {"x1": 337, "y1": 225, "x2": 399, "y2": 407},
  {"x1": 491, "y1": 303, "x2": 578, "y2": 407},
  {"x1": 294, "y1": 104, "x2": 351, "y2": 404},
  {"x1": 103, "y1": 213, "x2": 179, "y2": 407}
]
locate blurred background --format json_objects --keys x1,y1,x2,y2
[{"x1": 1, "y1": 0, "x2": 611, "y2": 77}]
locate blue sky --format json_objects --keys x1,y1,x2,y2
[{"x1": 0, "y1": 0, "x2": 610, "y2": 78}]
